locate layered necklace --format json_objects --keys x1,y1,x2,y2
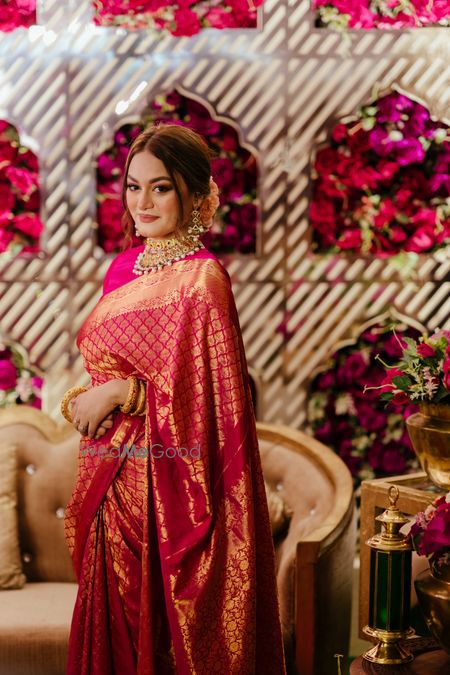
[{"x1": 132, "y1": 235, "x2": 204, "y2": 276}]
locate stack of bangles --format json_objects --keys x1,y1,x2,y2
[{"x1": 60, "y1": 376, "x2": 146, "y2": 425}]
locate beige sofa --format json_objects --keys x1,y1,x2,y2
[{"x1": 0, "y1": 406, "x2": 355, "y2": 675}]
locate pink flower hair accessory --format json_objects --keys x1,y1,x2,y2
[{"x1": 199, "y1": 177, "x2": 220, "y2": 230}]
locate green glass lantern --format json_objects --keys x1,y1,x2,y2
[{"x1": 363, "y1": 486, "x2": 414, "y2": 665}]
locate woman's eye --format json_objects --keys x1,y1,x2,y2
[
  {"x1": 126, "y1": 184, "x2": 139, "y2": 191},
  {"x1": 154, "y1": 184, "x2": 171, "y2": 193}
]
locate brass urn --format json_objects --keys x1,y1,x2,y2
[
  {"x1": 406, "y1": 403, "x2": 450, "y2": 490},
  {"x1": 415, "y1": 559, "x2": 450, "y2": 655}
]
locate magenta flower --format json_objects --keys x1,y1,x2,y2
[{"x1": 0, "y1": 360, "x2": 17, "y2": 390}]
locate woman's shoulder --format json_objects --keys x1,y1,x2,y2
[{"x1": 102, "y1": 244, "x2": 144, "y2": 295}]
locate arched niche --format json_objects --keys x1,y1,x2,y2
[
  {"x1": 0, "y1": 339, "x2": 44, "y2": 409},
  {"x1": 305, "y1": 310, "x2": 426, "y2": 487},
  {"x1": 95, "y1": 87, "x2": 259, "y2": 256},
  {"x1": 0, "y1": 120, "x2": 43, "y2": 256},
  {"x1": 0, "y1": 2, "x2": 37, "y2": 32},
  {"x1": 309, "y1": 87, "x2": 450, "y2": 259},
  {"x1": 313, "y1": 1, "x2": 450, "y2": 29},
  {"x1": 91, "y1": 0, "x2": 262, "y2": 35}
]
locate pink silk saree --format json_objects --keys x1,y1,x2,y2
[{"x1": 64, "y1": 246, "x2": 286, "y2": 675}]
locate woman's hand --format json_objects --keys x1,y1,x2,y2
[
  {"x1": 70, "y1": 379, "x2": 130, "y2": 439},
  {"x1": 93, "y1": 411, "x2": 116, "y2": 440}
]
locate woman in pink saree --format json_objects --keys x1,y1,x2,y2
[{"x1": 63, "y1": 125, "x2": 286, "y2": 674}]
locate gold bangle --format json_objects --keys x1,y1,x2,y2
[
  {"x1": 60, "y1": 386, "x2": 88, "y2": 424},
  {"x1": 137, "y1": 380, "x2": 147, "y2": 416},
  {"x1": 131, "y1": 380, "x2": 146, "y2": 416},
  {"x1": 120, "y1": 376, "x2": 139, "y2": 414}
]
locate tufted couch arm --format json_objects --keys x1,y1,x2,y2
[{"x1": 258, "y1": 423, "x2": 356, "y2": 675}]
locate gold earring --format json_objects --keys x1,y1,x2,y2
[{"x1": 187, "y1": 207, "x2": 204, "y2": 236}]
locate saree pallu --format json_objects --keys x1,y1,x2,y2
[{"x1": 64, "y1": 253, "x2": 286, "y2": 675}]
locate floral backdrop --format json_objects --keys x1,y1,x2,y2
[
  {"x1": 0, "y1": 342, "x2": 43, "y2": 409},
  {"x1": 314, "y1": 1, "x2": 450, "y2": 30},
  {"x1": 305, "y1": 321, "x2": 420, "y2": 486},
  {"x1": 92, "y1": 0, "x2": 263, "y2": 35},
  {"x1": 0, "y1": 1, "x2": 36, "y2": 32},
  {"x1": 0, "y1": 120, "x2": 43, "y2": 255},
  {"x1": 310, "y1": 90, "x2": 450, "y2": 257},
  {"x1": 97, "y1": 90, "x2": 258, "y2": 254}
]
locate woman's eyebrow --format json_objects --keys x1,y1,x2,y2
[{"x1": 127, "y1": 174, "x2": 171, "y2": 183}]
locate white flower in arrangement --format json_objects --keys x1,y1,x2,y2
[
  {"x1": 352, "y1": 434, "x2": 375, "y2": 452},
  {"x1": 335, "y1": 392, "x2": 357, "y2": 416},
  {"x1": 16, "y1": 376, "x2": 33, "y2": 402},
  {"x1": 359, "y1": 467, "x2": 375, "y2": 482},
  {"x1": 388, "y1": 130, "x2": 403, "y2": 141},
  {"x1": 307, "y1": 393, "x2": 327, "y2": 421}
]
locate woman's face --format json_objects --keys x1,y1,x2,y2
[{"x1": 125, "y1": 151, "x2": 193, "y2": 239}]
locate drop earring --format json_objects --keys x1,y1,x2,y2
[{"x1": 187, "y1": 206, "x2": 204, "y2": 237}]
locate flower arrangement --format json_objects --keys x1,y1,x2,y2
[
  {"x1": 306, "y1": 322, "x2": 419, "y2": 485},
  {"x1": 314, "y1": 1, "x2": 450, "y2": 30},
  {"x1": 310, "y1": 91, "x2": 450, "y2": 258},
  {"x1": 0, "y1": 342, "x2": 43, "y2": 409},
  {"x1": 92, "y1": 0, "x2": 263, "y2": 36},
  {"x1": 375, "y1": 330, "x2": 450, "y2": 404},
  {"x1": 410, "y1": 494, "x2": 450, "y2": 569},
  {"x1": 96, "y1": 90, "x2": 258, "y2": 254},
  {"x1": 0, "y1": 120, "x2": 43, "y2": 255},
  {"x1": 0, "y1": 1, "x2": 36, "y2": 32}
]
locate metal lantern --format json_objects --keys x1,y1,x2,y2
[{"x1": 363, "y1": 485, "x2": 414, "y2": 665}]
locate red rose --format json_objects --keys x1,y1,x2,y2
[
  {"x1": 338, "y1": 229, "x2": 362, "y2": 250},
  {"x1": 314, "y1": 148, "x2": 340, "y2": 176},
  {"x1": 416, "y1": 343, "x2": 436, "y2": 358},
  {"x1": 0, "y1": 182, "x2": 15, "y2": 211},
  {"x1": 310, "y1": 196, "x2": 336, "y2": 224}
]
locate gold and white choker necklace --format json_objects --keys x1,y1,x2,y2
[{"x1": 132, "y1": 236, "x2": 205, "y2": 276}]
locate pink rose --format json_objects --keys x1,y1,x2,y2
[
  {"x1": 331, "y1": 123, "x2": 348, "y2": 143},
  {"x1": 338, "y1": 229, "x2": 362, "y2": 250},
  {"x1": 0, "y1": 359, "x2": 17, "y2": 390},
  {"x1": 416, "y1": 343, "x2": 436, "y2": 358},
  {"x1": 172, "y1": 9, "x2": 201, "y2": 37},
  {"x1": 6, "y1": 166, "x2": 38, "y2": 196},
  {"x1": 98, "y1": 198, "x2": 124, "y2": 236},
  {"x1": 13, "y1": 213, "x2": 43, "y2": 238}
]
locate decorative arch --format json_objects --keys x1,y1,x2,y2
[
  {"x1": 95, "y1": 87, "x2": 259, "y2": 255},
  {"x1": 0, "y1": 120, "x2": 43, "y2": 255},
  {"x1": 313, "y1": 1, "x2": 450, "y2": 30},
  {"x1": 305, "y1": 310, "x2": 426, "y2": 487},
  {"x1": 310, "y1": 87, "x2": 450, "y2": 258}
]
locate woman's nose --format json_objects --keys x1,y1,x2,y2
[{"x1": 137, "y1": 189, "x2": 154, "y2": 210}]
